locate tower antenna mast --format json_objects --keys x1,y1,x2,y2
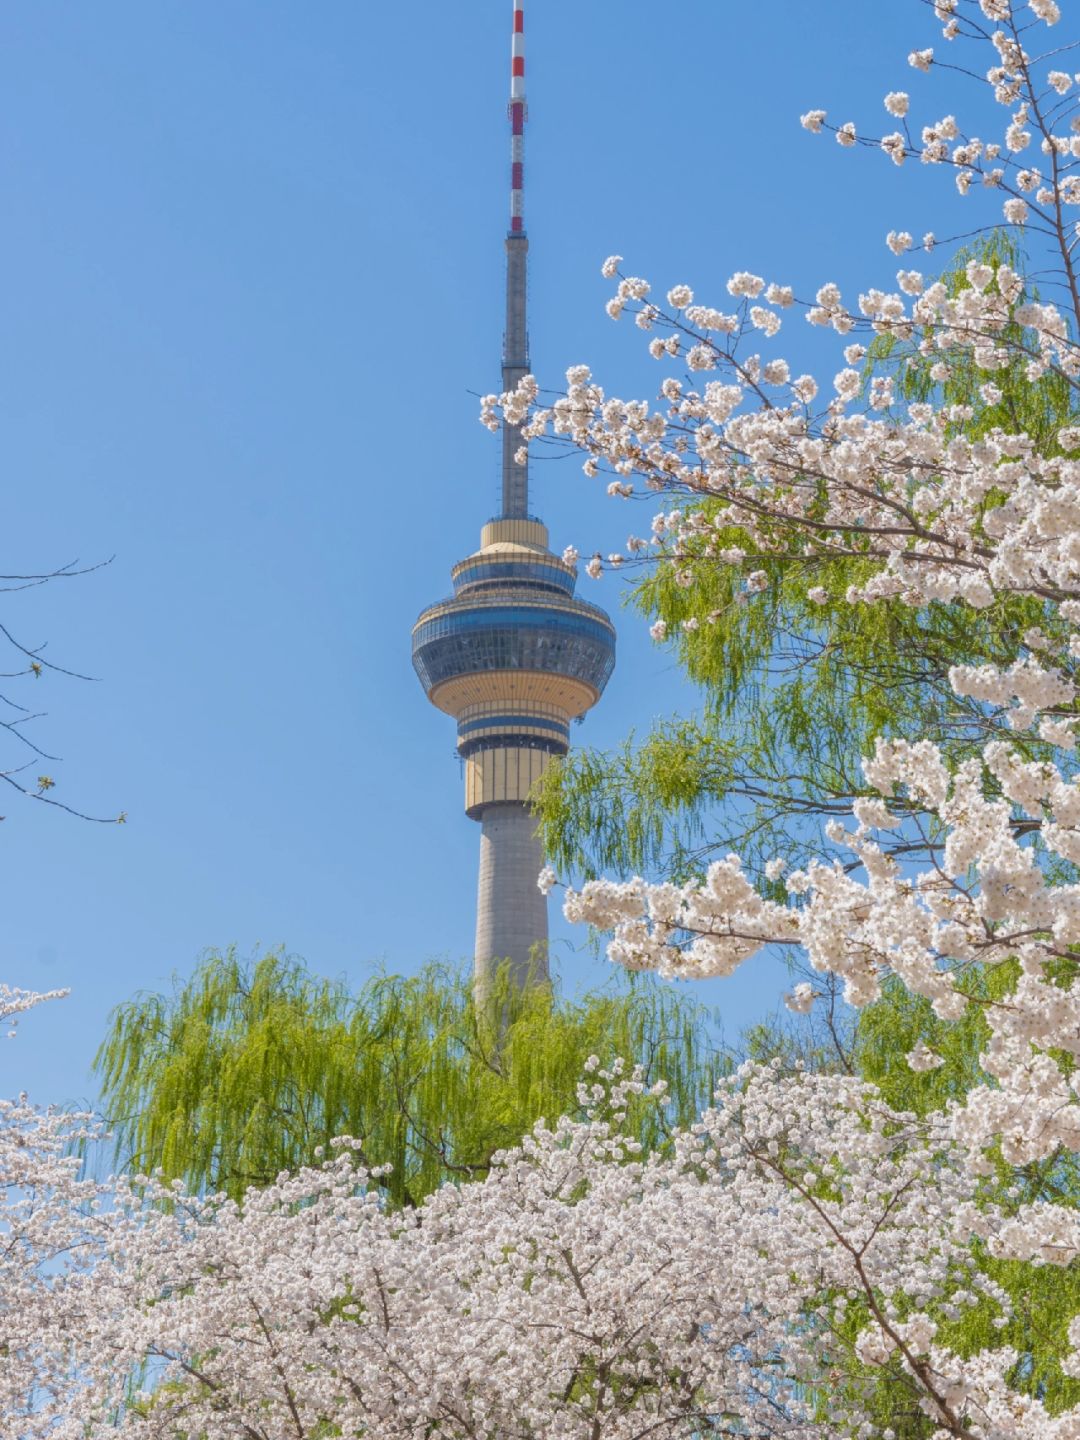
[{"x1": 502, "y1": 0, "x2": 529, "y2": 519}]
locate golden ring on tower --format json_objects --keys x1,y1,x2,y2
[{"x1": 428, "y1": 670, "x2": 599, "y2": 719}]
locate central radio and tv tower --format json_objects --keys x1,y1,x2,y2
[{"x1": 412, "y1": 0, "x2": 616, "y2": 1004}]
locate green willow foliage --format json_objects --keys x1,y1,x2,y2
[
  {"x1": 93, "y1": 948, "x2": 722, "y2": 1208},
  {"x1": 535, "y1": 233, "x2": 1075, "y2": 891}
]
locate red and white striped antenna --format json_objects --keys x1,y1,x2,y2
[
  {"x1": 509, "y1": 0, "x2": 526, "y2": 233},
  {"x1": 501, "y1": 0, "x2": 530, "y2": 517}
]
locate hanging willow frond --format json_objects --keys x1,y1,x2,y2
[{"x1": 92, "y1": 948, "x2": 723, "y2": 1208}]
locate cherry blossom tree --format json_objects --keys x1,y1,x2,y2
[
  {"x1": 0, "y1": 985, "x2": 113, "y2": 1436},
  {"x1": 532, "y1": 230, "x2": 1074, "y2": 896}
]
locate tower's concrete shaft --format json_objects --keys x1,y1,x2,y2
[{"x1": 475, "y1": 803, "x2": 549, "y2": 1002}]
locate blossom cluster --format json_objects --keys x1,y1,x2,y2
[
  {"x1": 0, "y1": 989, "x2": 111, "y2": 1436},
  {"x1": 21, "y1": 1061, "x2": 1027, "y2": 1440}
]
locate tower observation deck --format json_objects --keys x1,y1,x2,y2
[{"x1": 412, "y1": 0, "x2": 616, "y2": 1002}]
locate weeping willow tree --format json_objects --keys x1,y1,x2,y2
[
  {"x1": 535, "y1": 232, "x2": 1076, "y2": 891},
  {"x1": 93, "y1": 947, "x2": 723, "y2": 1208}
]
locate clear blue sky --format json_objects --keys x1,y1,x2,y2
[{"x1": 1, "y1": 1, "x2": 986, "y2": 1106}]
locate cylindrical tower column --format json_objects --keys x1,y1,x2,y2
[{"x1": 474, "y1": 802, "x2": 549, "y2": 1002}]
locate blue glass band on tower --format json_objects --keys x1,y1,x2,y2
[{"x1": 412, "y1": 601, "x2": 616, "y2": 694}]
